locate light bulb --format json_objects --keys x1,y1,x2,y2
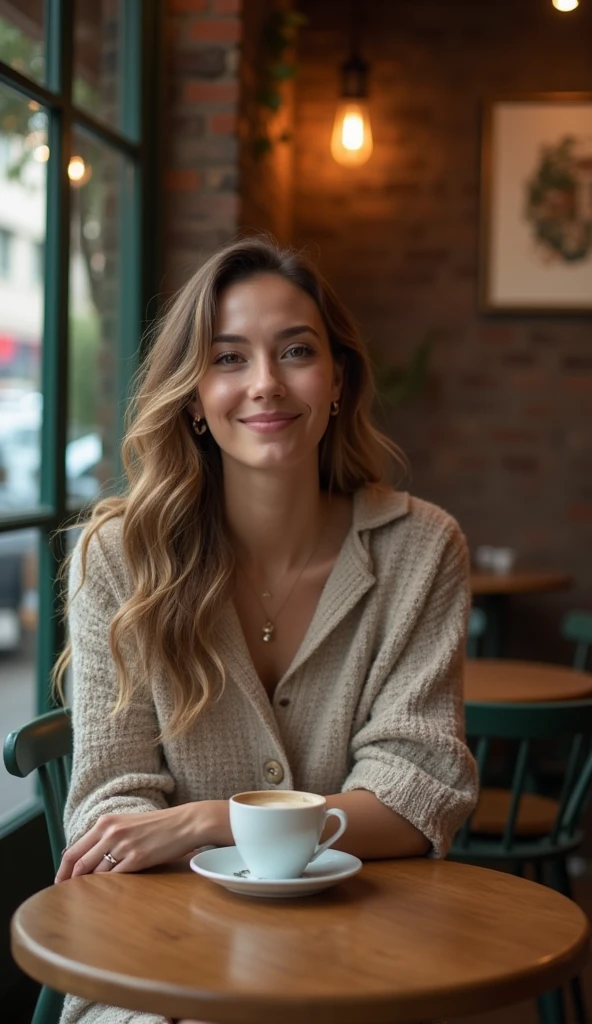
[
  {"x1": 33, "y1": 144, "x2": 50, "y2": 162},
  {"x1": 68, "y1": 156, "x2": 92, "y2": 186},
  {"x1": 331, "y1": 100, "x2": 373, "y2": 167},
  {"x1": 552, "y1": 0, "x2": 579, "y2": 10}
]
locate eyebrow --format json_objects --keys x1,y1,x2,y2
[{"x1": 212, "y1": 324, "x2": 321, "y2": 345}]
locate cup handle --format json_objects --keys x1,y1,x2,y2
[{"x1": 310, "y1": 808, "x2": 348, "y2": 862}]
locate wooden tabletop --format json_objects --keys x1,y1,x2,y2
[
  {"x1": 465, "y1": 659, "x2": 592, "y2": 703},
  {"x1": 470, "y1": 569, "x2": 572, "y2": 596},
  {"x1": 11, "y1": 859, "x2": 590, "y2": 1023}
]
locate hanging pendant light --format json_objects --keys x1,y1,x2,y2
[
  {"x1": 552, "y1": 0, "x2": 579, "y2": 10},
  {"x1": 331, "y1": 4, "x2": 373, "y2": 167}
]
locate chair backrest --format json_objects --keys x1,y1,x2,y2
[
  {"x1": 3, "y1": 708, "x2": 72, "y2": 870},
  {"x1": 467, "y1": 607, "x2": 487, "y2": 658},
  {"x1": 455, "y1": 699, "x2": 592, "y2": 854},
  {"x1": 561, "y1": 610, "x2": 592, "y2": 671}
]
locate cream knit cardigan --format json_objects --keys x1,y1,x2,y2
[{"x1": 60, "y1": 487, "x2": 478, "y2": 1024}]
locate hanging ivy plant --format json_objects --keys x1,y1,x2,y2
[
  {"x1": 373, "y1": 334, "x2": 434, "y2": 407},
  {"x1": 252, "y1": 8, "x2": 308, "y2": 160}
]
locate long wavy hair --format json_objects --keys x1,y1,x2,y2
[{"x1": 53, "y1": 236, "x2": 407, "y2": 738}]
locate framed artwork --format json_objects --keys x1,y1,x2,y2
[{"x1": 480, "y1": 93, "x2": 592, "y2": 313}]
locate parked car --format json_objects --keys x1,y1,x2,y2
[
  {"x1": 0, "y1": 528, "x2": 36, "y2": 652},
  {"x1": 0, "y1": 390, "x2": 102, "y2": 650}
]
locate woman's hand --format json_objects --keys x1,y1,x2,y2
[{"x1": 55, "y1": 800, "x2": 231, "y2": 882}]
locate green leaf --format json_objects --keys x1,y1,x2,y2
[
  {"x1": 374, "y1": 335, "x2": 433, "y2": 406},
  {"x1": 269, "y1": 62, "x2": 297, "y2": 81},
  {"x1": 285, "y1": 11, "x2": 308, "y2": 28},
  {"x1": 253, "y1": 136, "x2": 272, "y2": 159},
  {"x1": 257, "y1": 88, "x2": 282, "y2": 112}
]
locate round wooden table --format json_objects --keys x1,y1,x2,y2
[
  {"x1": 465, "y1": 659, "x2": 592, "y2": 703},
  {"x1": 11, "y1": 859, "x2": 590, "y2": 1023},
  {"x1": 470, "y1": 569, "x2": 573, "y2": 658},
  {"x1": 470, "y1": 570, "x2": 572, "y2": 597}
]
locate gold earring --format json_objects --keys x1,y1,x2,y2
[
  {"x1": 330, "y1": 400, "x2": 340, "y2": 416},
  {"x1": 192, "y1": 416, "x2": 208, "y2": 436}
]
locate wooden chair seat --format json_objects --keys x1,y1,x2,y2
[{"x1": 471, "y1": 787, "x2": 559, "y2": 836}]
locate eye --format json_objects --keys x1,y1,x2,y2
[
  {"x1": 213, "y1": 351, "x2": 245, "y2": 366},
  {"x1": 283, "y1": 343, "x2": 315, "y2": 360}
]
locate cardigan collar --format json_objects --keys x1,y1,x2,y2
[{"x1": 353, "y1": 486, "x2": 410, "y2": 533}]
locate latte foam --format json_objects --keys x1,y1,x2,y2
[{"x1": 232, "y1": 790, "x2": 323, "y2": 809}]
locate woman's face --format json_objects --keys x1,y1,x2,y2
[{"x1": 189, "y1": 273, "x2": 342, "y2": 474}]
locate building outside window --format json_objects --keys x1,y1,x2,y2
[
  {"x1": 0, "y1": 227, "x2": 11, "y2": 276},
  {"x1": 0, "y1": 0, "x2": 161, "y2": 825}
]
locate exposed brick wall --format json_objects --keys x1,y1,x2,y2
[
  {"x1": 164, "y1": 0, "x2": 242, "y2": 294},
  {"x1": 292, "y1": 0, "x2": 592, "y2": 660},
  {"x1": 164, "y1": 0, "x2": 296, "y2": 293}
]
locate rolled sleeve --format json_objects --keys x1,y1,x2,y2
[{"x1": 342, "y1": 519, "x2": 478, "y2": 858}]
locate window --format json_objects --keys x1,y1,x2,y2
[
  {"x1": 0, "y1": 1, "x2": 162, "y2": 824},
  {"x1": 0, "y1": 228, "x2": 12, "y2": 276}
]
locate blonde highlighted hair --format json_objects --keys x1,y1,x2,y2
[{"x1": 53, "y1": 236, "x2": 407, "y2": 738}]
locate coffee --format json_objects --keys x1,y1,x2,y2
[
  {"x1": 232, "y1": 792, "x2": 320, "y2": 809},
  {"x1": 229, "y1": 789, "x2": 348, "y2": 880}
]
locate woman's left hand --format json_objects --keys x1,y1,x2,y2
[{"x1": 55, "y1": 800, "x2": 229, "y2": 882}]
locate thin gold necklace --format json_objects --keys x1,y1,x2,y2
[{"x1": 237, "y1": 521, "x2": 325, "y2": 643}]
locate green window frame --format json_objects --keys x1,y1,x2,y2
[{"x1": 0, "y1": 0, "x2": 163, "y2": 828}]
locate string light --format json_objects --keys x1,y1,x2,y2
[
  {"x1": 331, "y1": 53, "x2": 373, "y2": 167},
  {"x1": 68, "y1": 155, "x2": 92, "y2": 186}
]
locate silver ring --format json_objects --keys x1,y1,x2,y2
[{"x1": 102, "y1": 852, "x2": 119, "y2": 867}]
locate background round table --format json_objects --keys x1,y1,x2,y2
[
  {"x1": 469, "y1": 569, "x2": 573, "y2": 658},
  {"x1": 11, "y1": 859, "x2": 590, "y2": 1023},
  {"x1": 464, "y1": 659, "x2": 592, "y2": 703},
  {"x1": 470, "y1": 570, "x2": 573, "y2": 597}
]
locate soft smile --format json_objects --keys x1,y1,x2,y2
[{"x1": 238, "y1": 413, "x2": 301, "y2": 434}]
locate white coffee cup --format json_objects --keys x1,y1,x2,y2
[{"x1": 229, "y1": 790, "x2": 348, "y2": 880}]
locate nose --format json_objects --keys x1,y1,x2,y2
[{"x1": 247, "y1": 355, "x2": 286, "y2": 401}]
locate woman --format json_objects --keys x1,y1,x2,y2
[{"x1": 55, "y1": 236, "x2": 477, "y2": 1024}]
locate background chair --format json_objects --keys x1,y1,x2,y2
[
  {"x1": 450, "y1": 699, "x2": 592, "y2": 1024},
  {"x1": 4, "y1": 708, "x2": 72, "y2": 1024},
  {"x1": 467, "y1": 606, "x2": 487, "y2": 658},
  {"x1": 561, "y1": 610, "x2": 592, "y2": 671}
]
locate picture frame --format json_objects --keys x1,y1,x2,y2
[{"x1": 479, "y1": 92, "x2": 592, "y2": 314}]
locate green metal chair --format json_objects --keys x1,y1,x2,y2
[
  {"x1": 467, "y1": 607, "x2": 487, "y2": 658},
  {"x1": 561, "y1": 610, "x2": 592, "y2": 671},
  {"x1": 3, "y1": 707, "x2": 72, "y2": 1024},
  {"x1": 450, "y1": 699, "x2": 592, "y2": 1024}
]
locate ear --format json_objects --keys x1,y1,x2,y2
[
  {"x1": 331, "y1": 358, "x2": 344, "y2": 403},
  {"x1": 186, "y1": 393, "x2": 204, "y2": 420}
]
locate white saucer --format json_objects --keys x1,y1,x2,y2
[{"x1": 190, "y1": 846, "x2": 362, "y2": 898}]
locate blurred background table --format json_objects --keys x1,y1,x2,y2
[
  {"x1": 10, "y1": 860, "x2": 590, "y2": 1024},
  {"x1": 470, "y1": 570, "x2": 573, "y2": 658},
  {"x1": 464, "y1": 659, "x2": 592, "y2": 703}
]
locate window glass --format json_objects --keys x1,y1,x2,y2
[
  {"x1": 68, "y1": 130, "x2": 127, "y2": 507},
  {"x1": 0, "y1": 528, "x2": 38, "y2": 822},
  {"x1": 0, "y1": 1, "x2": 45, "y2": 85},
  {"x1": 0, "y1": 85, "x2": 47, "y2": 513},
  {"x1": 73, "y1": 0, "x2": 128, "y2": 136}
]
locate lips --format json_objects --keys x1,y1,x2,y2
[
  {"x1": 238, "y1": 412, "x2": 301, "y2": 433},
  {"x1": 239, "y1": 413, "x2": 300, "y2": 424}
]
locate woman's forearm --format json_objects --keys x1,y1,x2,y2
[{"x1": 324, "y1": 790, "x2": 430, "y2": 859}]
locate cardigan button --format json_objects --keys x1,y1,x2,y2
[
  {"x1": 278, "y1": 697, "x2": 290, "y2": 707},
  {"x1": 263, "y1": 759, "x2": 284, "y2": 785}
]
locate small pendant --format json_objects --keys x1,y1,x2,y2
[
  {"x1": 262, "y1": 590, "x2": 272, "y2": 599},
  {"x1": 262, "y1": 622, "x2": 275, "y2": 643}
]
